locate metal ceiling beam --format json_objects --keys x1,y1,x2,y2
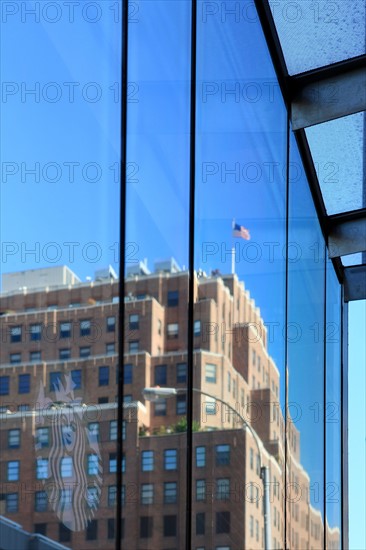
[
  {"x1": 291, "y1": 60, "x2": 366, "y2": 130},
  {"x1": 328, "y1": 210, "x2": 366, "y2": 258},
  {"x1": 344, "y1": 265, "x2": 366, "y2": 301}
]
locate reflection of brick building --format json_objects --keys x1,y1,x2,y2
[{"x1": 0, "y1": 263, "x2": 339, "y2": 549}]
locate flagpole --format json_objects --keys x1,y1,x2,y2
[{"x1": 231, "y1": 218, "x2": 235, "y2": 275}]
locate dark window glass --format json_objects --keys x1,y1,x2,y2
[
  {"x1": 167, "y1": 290, "x2": 179, "y2": 307},
  {"x1": 71, "y1": 369, "x2": 82, "y2": 389},
  {"x1": 10, "y1": 326, "x2": 22, "y2": 343},
  {"x1": 196, "y1": 513, "x2": 205, "y2": 535},
  {"x1": 216, "y1": 512, "x2": 230, "y2": 534},
  {"x1": 124, "y1": 364, "x2": 133, "y2": 384},
  {"x1": 215, "y1": 444, "x2": 230, "y2": 466},
  {"x1": 59, "y1": 523, "x2": 72, "y2": 543},
  {"x1": 155, "y1": 364, "x2": 167, "y2": 385},
  {"x1": 99, "y1": 366, "x2": 109, "y2": 386},
  {"x1": 49, "y1": 372, "x2": 61, "y2": 391},
  {"x1": 108, "y1": 518, "x2": 115, "y2": 539},
  {"x1": 86, "y1": 520, "x2": 98, "y2": 540},
  {"x1": 5, "y1": 493, "x2": 18, "y2": 513},
  {"x1": 140, "y1": 517, "x2": 153, "y2": 538},
  {"x1": 163, "y1": 515, "x2": 177, "y2": 537},
  {"x1": 59, "y1": 348, "x2": 71, "y2": 360},
  {"x1": 176, "y1": 362, "x2": 187, "y2": 383},
  {"x1": 35, "y1": 491, "x2": 48, "y2": 512},
  {"x1": 18, "y1": 373, "x2": 30, "y2": 394},
  {"x1": 0, "y1": 376, "x2": 10, "y2": 395}
]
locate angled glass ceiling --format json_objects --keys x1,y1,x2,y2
[
  {"x1": 270, "y1": 0, "x2": 365, "y2": 75},
  {"x1": 305, "y1": 112, "x2": 365, "y2": 215}
]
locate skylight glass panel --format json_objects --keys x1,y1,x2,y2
[
  {"x1": 270, "y1": 1, "x2": 365, "y2": 75},
  {"x1": 305, "y1": 112, "x2": 365, "y2": 215}
]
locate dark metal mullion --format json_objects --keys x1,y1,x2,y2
[
  {"x1": 284, "y1": 112, "x2": 290, "y2": 550},
  {"x1": 341, "y1": 290, "x2": 349, "y2": 549},
  {"x1": 323, "y1": 251, "x2": 328, "y2": 550},
  {"x1": 185, "y1": 0, "x2": 197, "y2": 548},
  {"x1": 116, "y1": 0, "x2": 129, "y2": 548}
]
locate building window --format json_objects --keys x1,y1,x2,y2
[
  {"x1": 18, "y1": 404, "x2": 29, "y2": 412},
  {"x1": 215, "y1": 444, "x2": 230, "y2": 466},
  {"x1": 107, "y1": 518, "x2": 115, "y2": 539},
  {"x1": 164, "y1": 482, "x2": 177, "y2": 504},
  {"x1": 255, "y1": 519, "x2": 259, "y2": 541},
  {"x1": 109, "y1": 452, "x2": 116, "y2": 473},
  {"x1": 167, "y1": 322, "x2": 179, "y2": 339},
  {"x1": 250, "y1": 515, "x2": 254, "y2": 537},
  {"x1": 154, "y1": 364, "x2": 167, "y2": 385},
  {"x1": 30, "y1": 323, "x2": 42, "y2": 341},
  {"x1": 164, "y1": 449, "x2": 177, "y2": 470},
  {"x1": 10, "y1": 353, "x2": 21, "y2": 364},
  {"x1": 128, "y1": 340, "x2": 139, "y2": 353},
  {"x1": 7, "y1": 460, "x2": 20, "y2": 481},
  {"x1": 99, "y1": 366, "x2": 109, "y2": 386},
  {"x1": 196, "y1": 513, "x2": 205, "y2": 535},
  {"x1": 107, "y1": 316, "x2": 115, "y2": 332},
  {"x1": 36, "y1": 427, "x2": 49, "y2": 448},
  {"x1": 129, "y1": 313, "x2": 139, "y2": 330},
  {"x1": 106, "y1": 342, "x2": 115, "y2": 355},
  {"x1": 8, "y1": 429, "x2": 20, "y2": 449},
  {"x1": 30, "y1": 351, "x2": 41, "y2": 363},
  {"x1": 216, "y1": 478, "x2": 230, "y2": 500},
  {"x1": 205, "y1": 363, "x2": 217, "y2": 383},
  {"x1": 163, "y1": 515, "x2": 177, "y2": 537},
  {"x1": 71, "y1": 369, "x2": 82, "y2": 389},
  {"x1": 87, "y1": 454, "x2": 99, "y2": 475},
  {"x1": 196, "y1": 446, "x2": 206, "y2": 467},
  {"x1": 216, "y1": 511, "x2": 230, "y2": 534},
  {"x1": 140, "y1": 517, "x2": 153, "y2": 538},
  {"x1": 227, "y1": 372, "x2": 231, "y2": 392},
  {"x1": 194, "y1": 319, "x2": 201, "y2": 336},
  {"x1": 87, "y1": 486, "x2": 99, "y2": 509},
  {"x1": 18, "y1": 373, "x2": 30, "y2": 394},
  {"x1": 167, "y1": 290, "x2": 179, "y2": 306},
  {"x1": 10, "y1": 326, "x2": 22, "y2": 343},
  {"x1": 86, "y1": 520, "x2": 98, "y2": 541},
  {"x1": 141, "y1": 450, "x2": 154, "y2": 471},
  {"x1": 176, "y1": 362, "x2": 187, "y2": 383},
  {"x1": 60, "y1": 457, "x2": 73, "y2": 478},
  {"x1": 157, "y1": 319, "x2": 162, "y2": 335},
  {"x1": 59, "y1": 523, "x2": 71, "y2": 543},
  {"x1": 35, "y1": 491, "x2": 48, "y2": 512},
  {"x1": 204, "y1": 396, "x2": 217, "y2": 415},
  {"x1": 0, "y1": 376, "x2": 10, "y2": 395},
  {"x1": 154, "y1": 398, "x2": 167, "y2": 416},
  {"x1": 59, "y1": 348, "x2": 71, "y2": 360},
  {"x1": 36, "y1": 458, "x2": 48, "y2": 479},
  {"x1": 124, "y1": 364, "x2": 133, "y2": 384},
  {"x1": 60, "y1": 322, "x2": 71, "y2": 339},
  {"x1": 109, "y1": 420, "x2": 117, "y2": 441},
  {"x1": 141, "y1": 484, "x2": 154, "y2": 505},
  {"x1": 176, "y1": 394, "x2": 186, "y2": 415},
  {"x1": 50, "y1": 372, "x2": 61, "y2": 391},
  {"x1": 80, "y1": 346, "x2": 91, "y2": 358},
  {"x1": 5, "y1": 493, "x2": 18, "y2": 513},
  {"x1": 108, "y1": 485, "x2": 117, "y2": 507},
  {"x1": 80, "y1": 319, "x2": 91, "y2": 337},
  {"x1": 196, "y1": 479, "x2": 206, "y2": 501},
  {"x1": 88, "y1": 423, "x2": 99, "y2": 443}
]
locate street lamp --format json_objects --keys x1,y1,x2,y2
[{"x1": 142, "y1": 386, "x2": 272, "y2": 550}]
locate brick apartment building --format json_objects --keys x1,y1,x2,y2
[{"x1": 0, "y1": 263, "x2": 339, "y2": 549}]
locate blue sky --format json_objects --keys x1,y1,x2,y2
[{"x1": 1, "y1": 0, "x2": 364, "y2": 540}]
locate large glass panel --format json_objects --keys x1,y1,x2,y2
[
  {"x1": 124, "y1": 1, "x2": 191, "y2": 548},
  {"x1": 193, "y1": 3, "x2": 287, "y2": 548},
  {"x1": 287, "y1": 134, "x2": 326, "y2": 549},
  {"x1": 0, "y1": 2, "x2": 121, "y2": 547},
  {"x1": 270, "y1": 0, "x2": 366, "y2": 75},
  {"x1": 305, "y1": 112, "x2": 365, "y2": 215},
  {"x1": 325, "y1": 260, "x2": 342, "y2": 548}
]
